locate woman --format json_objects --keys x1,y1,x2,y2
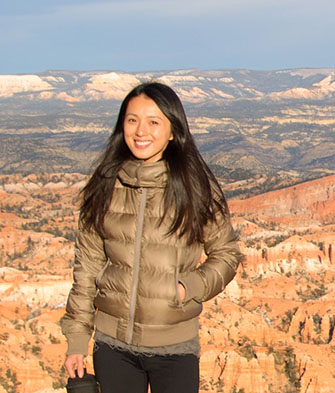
[{"x1": 61, "y1": 82, "x2": 242, "y2": 393}]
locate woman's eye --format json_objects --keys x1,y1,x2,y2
[
  {"x1": 128, "y1": 118, "x2": 136, "y2": 123},
  {"x1": 150, "y1": 120, "x2": 159, "y2": 125}
]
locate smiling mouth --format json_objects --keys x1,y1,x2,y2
[{"x1": 135, "y1": 140, "x2": 152, "y2": 147}]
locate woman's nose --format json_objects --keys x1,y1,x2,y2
[{"x1": 135, "y1": 121, "x2": 148, "y2": 136}]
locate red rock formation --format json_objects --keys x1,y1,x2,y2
[{"x1": 0, "y1": 173, "x2": 335, "y2": 392}]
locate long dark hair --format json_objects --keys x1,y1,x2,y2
[{"x1": 80, "y1": 82, "x2": 229, "y2": 244}]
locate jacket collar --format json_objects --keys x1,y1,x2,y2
[{"x1": 118, "y1": 159, "x2": 168, "y2": 188}]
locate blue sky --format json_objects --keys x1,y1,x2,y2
[{"x1": 1, "y1": 0, "x2": 334, "y2": 74}]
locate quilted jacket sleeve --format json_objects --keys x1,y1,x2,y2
[
  {"x1": 61, "y1": 222, "x2": 107, "y2": 355},
  {"x1": 179, "y1": 211, "x2": 243, "y2": 303}
]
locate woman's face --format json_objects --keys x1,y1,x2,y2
[{"x1": 123, "y1": 94, "x2": 173, "y2": 163}]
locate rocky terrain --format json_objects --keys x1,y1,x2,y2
[
  {"x1": 1, "y1": 67, "x2": 334, "y2": 392},
  {"x1": 1, "y1": 68, "x2": 335, "y2": 182},
  {"x1": 0, "y1": 173, "x2": 334, "y2": 393}
]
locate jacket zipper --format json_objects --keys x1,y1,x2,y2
[{"x1": 125, "y1": 187, "x2": 147, "y2": 344}]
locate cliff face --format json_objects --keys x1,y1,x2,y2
[
  {"x1": 229, "y1": 175, "x2": 335, "y2": 223},
  {"x1": 0, "y1": 173, "x2": 334, "y2": 393}
]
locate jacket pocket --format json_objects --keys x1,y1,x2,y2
[
  {"x1": 168, "y1": 267, "x2": 185, "y2": 310},
  {"x1": 95, "y1": 258, "x2": 112, "y2": 287}
]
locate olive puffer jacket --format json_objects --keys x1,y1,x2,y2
[{"x1": 61, "y1": 159, "x2": 242, "y2": 355}]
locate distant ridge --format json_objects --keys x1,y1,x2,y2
[{"x1": 1, "y1": 68, "x2": 335, "y2": 182}]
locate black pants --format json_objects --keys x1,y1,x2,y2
[{"x1": 93, "y1": 342, "x2": 199, "y2": 393}]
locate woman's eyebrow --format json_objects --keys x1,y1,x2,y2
[{"x1": 125, "y1": 113, "x2": 163, "y2": 119}]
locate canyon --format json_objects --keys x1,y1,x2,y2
[
  {"x1": 1, "y1": 67, "x2": 335, "y2": 392},
  {"x1": 0, "y1": 173, "x2": 334, "y2": 393}
]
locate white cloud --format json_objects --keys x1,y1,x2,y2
[
  {"x1": 3, "y1": 0, "x2": 335, "y2": 27},
  {"x1": 30, "y1": 0, "x2": 298, "y2": 21},
  {"x1": 55, "y1": 0, "x2": 334, "y2": 18}
]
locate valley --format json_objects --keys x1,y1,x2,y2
[{"x1": 1, "y1": 68, "x2": 335, "y2": 181}]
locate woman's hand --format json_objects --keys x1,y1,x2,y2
[
  {"x1": 64, "y1": 354, "x2": 85, "y2": 378},
  {"x1": 178, "y1": 283, "x2": 186, "y2": 302}
]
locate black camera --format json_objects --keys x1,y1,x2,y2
[{"x1": 66, "y1": 369, "x2": 100, "y2": 393}]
